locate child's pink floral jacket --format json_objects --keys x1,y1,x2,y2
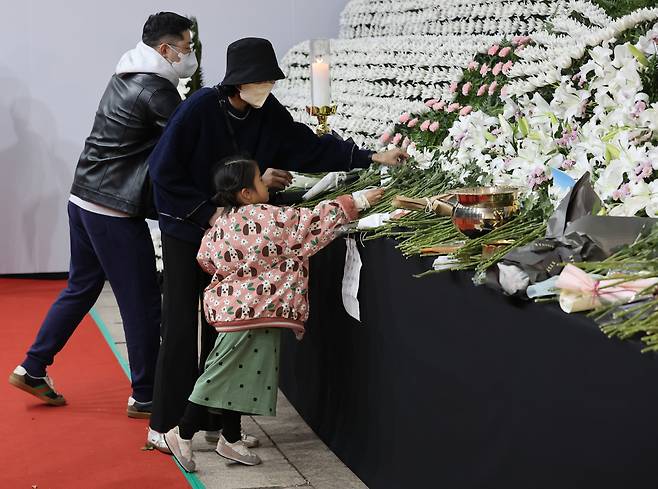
[{"x1": 197, "y1": 195, "x2": 359, "y2": 338}]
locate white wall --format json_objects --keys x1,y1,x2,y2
[{"x1": 0, "y1": 0, "x2": 347, "y2": 274}]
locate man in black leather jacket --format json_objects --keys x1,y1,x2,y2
[{"x1": 8, "y1": 12, "x2": 196, "y2": 419}]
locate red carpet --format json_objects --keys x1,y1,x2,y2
[{"x1": 0, "y1": 279, "x2": 190, "y2": 489}]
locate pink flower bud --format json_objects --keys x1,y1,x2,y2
[
  {"x1": 402, "y1": 137, "x2": 411, "y2": 149},
  {"x1": 429, "y1": 121, "x2": 440, "y2": 132},
  {"x1": 462, "y1": 82, "x2": 472, "y2": 96},
  {"x1": 420, "y1": 120, "x2": 431, "y2": 131},
  {"x1": 408, "y1": 118, "x2": 419, "y2": 128},
  {"x1": 432, "y1": 101, "x2": 445, "y2": 111},
  {"x1": 424, "y1": 98, "x2": 438, "y2": 107},
  {"x1": 459, "y1": 106, "x2": 473, "y2": 116},
  {"x1": 449, "y1": 81, "x2": 458, "y2": 93},
  {"x1": 498, "y1": 47, "x2": 511, "y2": 57},
  {"x1": 492, "y1": 62, "x2": 503, "y2": 76},
  {"x1": 477, "y1": 84, "x2": 488, "y2": 96},
  {"x1": 392, "y1": 133, "x2": 402, "y2": 145},
  {"x1": 480, "y1": 64, "x2": 490, "y2": 76},
  {"x1": 467, "y1": 60, "x2": 479, "y2": 71},
  {"x1": 502, "y1": 60, "x2": 513, "y2": 75},
  {"x1": 446, "y1": 103, "x2": 461, "y2": 113},
  {"x1": 488, "y1": 81, "x2": 498, "y2": 96},
  {"x1": 398, "y1": 112, "x2": 411, "y2": 124},
  {"x1": 379, "y1": 132, "x2": 391, "y2": 144},
  {"x1": 488, "y1": 44, "x2": 500, "y2": 56},
  {"x1": 500, "y1": 85, "x2": 509, "y2": 97}
]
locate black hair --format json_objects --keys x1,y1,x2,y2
[
  {"x1": 210, "y1": 155, "x2": 260, "y2": 213},
  {"x1": 142, "y1": 12, "x2": 193, "y2": 48}
]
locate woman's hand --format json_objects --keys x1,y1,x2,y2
[
  {"x1": 262, "y1": 168, "x2": 293, "y2": 190},
  {"x1": 363, "y1": 188, "x2": 385, "y2": 206},
  {"x1": 372, "y1": 148, "x2": 408, "y2": 167}
]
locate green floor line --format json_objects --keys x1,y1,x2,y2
[{"x1": 89, "y1": 307, "x2": 206, "y2": 489}]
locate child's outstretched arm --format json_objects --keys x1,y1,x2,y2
[{"x1": 278, "y1": 189, "x2": 384, "y2": 259}]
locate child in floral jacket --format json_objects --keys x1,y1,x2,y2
[{"x1": 164, "y1": 155, "x2": 383, "y2": 472}]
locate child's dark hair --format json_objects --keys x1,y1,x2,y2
[{"x1": 211, "y1": 155, "x2": 260, "y2": 212}]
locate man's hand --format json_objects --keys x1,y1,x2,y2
[
  {"x1": 262, "y1": 168, "x2": 293, "y2": 190},
  {"x1": 209, "y1": 208, "x2": 223, "y2": 226},
  {"x1": 372, "y1": 148, "x2": 408, "y2": 167}
]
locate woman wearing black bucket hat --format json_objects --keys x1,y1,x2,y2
[{"x1": 145, "y1": 37, "x2": 407, "y2": 453}]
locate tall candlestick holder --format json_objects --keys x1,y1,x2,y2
[
  {"x1": 308, "y1": 39, "x2": 336, "y2": 135},
  {"x1": 306, "y1": 104, "x2": 337, "y2": 135}
]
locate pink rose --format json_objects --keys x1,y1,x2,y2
[
  {"x1": 467, "y1": 60, "x2": 479, "y2": 71},
  {"x1": 488, "y1": 81, "x2": 498, "y2": 96},
  {"x1": 449, "y1": 81, "x2": 458, "y2": 93},
  {"x1": 498, "y1": 47, "x2": 511, "y2": 57},
  {"x1": 477, "y1": 84, "x2": 488, "y2": 96},
  {"x1": 420, "y1": 120, "x2": 431, "y2": 131},
  {"x1": 429, "y1": 121, "x2": 440, "y2": 132},
  {"x1": 462, "y1": 82, "x2": 472, "y2": 96},
  {"x1": 492, "y1": 62, "x2": 503, "y2": 76},
  {"x1": 432, "y1": 101, "x2": 445, "y2": 111},
  {"x1": 488, "y1": 44, "x2": 500, "y2": 56},
  {"x1": 424, "y1": 98, "x2": 437, "y2": 107},
  {"x1": 459, "y1": 106, "x2": 473, "y2": 116},
  {"x1": 392, "y1": 133, "x2": 402, "y2": 145},
  {"x1": 402, "y1": 137, "x2": 411, "y2": 149},
  {"x1": 446, "y1": 103, "x2": 461, "y2": 113},
  {"x1": 500, "y1": 85, "x2": 509, "y2": 97},
  {"x1": 399, "y1": 112, "x2": 411, "y2": 124},
  {"x1": 408, "y1": 118, "x2": 419, "y2": 128},
  {"x1": 502, "y1": 60, "x2": 513, "y2": 75},
  {"x1": 379, "y1": 132, "x2": 391, "y2": 144},
  {"x1": 480, "y1": 64, "x2": 490, "y2": 76}
]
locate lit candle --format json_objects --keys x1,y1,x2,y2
[{"x1": 311, "y1": 57, "x2": 331, "y2": 107}]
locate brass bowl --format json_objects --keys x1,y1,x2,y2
[
  {"x1": 450, "y1": 186, "x2": 519, "y2": 207},
  {"x1": 452, "y1": 203, "x2": 520, "y2": 238}
]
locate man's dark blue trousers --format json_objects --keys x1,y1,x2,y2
[{"x1": 21, "y1": 202, "x2": 161, "y2": 402}]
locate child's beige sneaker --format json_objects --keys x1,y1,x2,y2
[
  {"x1": 164, "y1": 427, "x2": 196, "y2": 472},
  {"x1": 216, "y1": 434, "x2": 262, "y2": 466}
]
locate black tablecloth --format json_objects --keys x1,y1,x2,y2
[{"x1": 279, "y1": 238, "x2": 658, "y2": 489}]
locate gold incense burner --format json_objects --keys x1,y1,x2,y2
[{"x1": 393, "y1": 186, "x2": 521, "y2": 238}]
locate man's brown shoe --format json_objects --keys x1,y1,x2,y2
[
  {"x1": 127, "y1": 397, "x2": 152, "y2": 419},
  {"x1": 8, "y1": 366, "x2": 66, "y2": 406}
]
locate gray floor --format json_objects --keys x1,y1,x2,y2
[{"x1": 94, "y1": 283, "x2": 367, "y2": 489}]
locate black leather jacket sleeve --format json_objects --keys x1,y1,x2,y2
[{"x1": 147, "y1": 88, "x2": 181, "y2": 129}]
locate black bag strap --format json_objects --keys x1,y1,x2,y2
[{"x1": 214, "y1": 86, "x2": 240, "y2": 154}]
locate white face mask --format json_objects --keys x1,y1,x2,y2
[
  {"x1": 168, "y1": 44, "x2": 199, "y2": 78},
  {"x1": 239, "y1": 82, "x2": 275, "y2": 108}
]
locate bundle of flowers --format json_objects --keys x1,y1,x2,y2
[{"x1": 574, "y1": 224, "x2": 658, "y2": 352}]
